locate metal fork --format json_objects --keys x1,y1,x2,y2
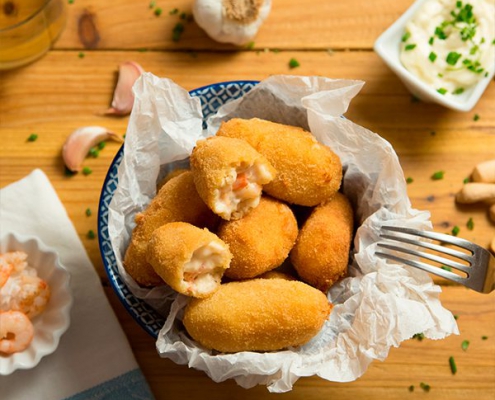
[{"x1": 375, "y1": 226, "x2": 495, "y2": 294}]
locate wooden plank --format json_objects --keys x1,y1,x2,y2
[
  {"x1": 107, "y1": 285, "x2": 495, "y2": 399},
  {"x1": 55, "y1": 0, "x2": 413, "y2": 50},
  {"x1": 1, "y1": 50, "x2": 494, "y2": 278}
]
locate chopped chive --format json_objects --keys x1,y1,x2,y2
[
  {"x1": 431, "y1": 170, "x2": 445, "y2": 180},
  {"x1": 437, "y1": 88, "x2": 448, "y2": 95},
  {"x1": 420, "y1": 382, "x2": 431, "y2": 392},
  {"x1": 473, "y1": 114, "x2": 480, "y2": 121},
  {"x1": 492, "y1": 39, "x2": 495, "y2": 45},
  {"x1": 429, "y1": 52, "x2": 437, "y2": 62},
  {"x1": 288, "y1": 58, "x2": 300, "y2": 69},
  {"x1": 482, "y1": 335, "x2": 488, "y2": 340},
  {"x1": 456, "y1": 0, "x2": 462, "y2": 7},
  {"x1": 88, "y1": 147, "x2": 99, "y2": 158},
  {"x1": 413, "y1": 333, "x2": 425, "y2": 341},
  {"x1": 406, "y1": 177, "x2": 414, "y2": 184},
  {"x1": 438, "y1": 73, "x2": 444, "y2": 78},
  {"x1": 441, "y1": 265, "x2": 452, "y2": 271},
  {"x1": 85, "y1": 208, "x2": 92, "y2": 217},
  {"x1": 78, "y1": 52, "x2": 85, "y2": 58},
  {"x1": 87, "y1": 230, "x2": 96, "y2": 239},
  {"x1": 154, "y1": 7, "x2": 162, "y2": 16},
  {"x1": 97, "y1": 141, "x2": 106, "y2": 150},
  {"x1": 172, "y1": 22, "x2": 185, "y2": 42},
  {"x1": 449, "y1": 356, "x2": 457, "y2": 374},
  {"x1": 408, "y1": 385, "x2": 414, "y2": 392},
  {"x1": 446, "y1": 51, "x2": 462, "y2": 65},
  {"x1": 411, "y1": 95, "x2": 420, "y2": 103},
  {"x1": 453, "y1": 87, "x2": 465, "y2": 95},
  {"x1": 246, "y1": 41, "x2": 255, "y2": 50},
  {"x1": 82, "y1": 167, "x2": 92, "y2": 176},
  {"x1": 435, "y1": 26, "x2": 447, "y2": 40},
  {"x1": 454, "y1": 314, "x2": 459, "y2": 320},
  {"x1": 138, "y1": 48, "x2": 148, "y2": 52},
  {"x1": 169, "y1": 8, "x2": 179, "y2": 15},
  {"x1": 27, "y1": 133, "x2": 38, "y2": 142},
  {"x1": 149, "y1": 0, "x2": 155, "y2": 8},
  {"x1": 64, "y1": 167, "x2": 76, "y2": 177},
  {"x1": 451, "y1": 225, "x2": 460, "y2": 236},
  {"x1": 404, "y1": 44, "x2": 417, "y2": 51},
  {"x1": 470, "y1": 45, "x2": 479, "y2": 55},
  {"x1": 461, "y1": 340, "x2": 470, "y2": 351},
  {"x1": 463, "y1": 177, "x2": 469, "y2": 184},
  {"x1": 466, "y1": 217, "x2": 474, "y2": 230},
  {"x1": 402, "y1": 31, "x2": 411, "y2": 42},
  {"x1": 485, "y1": 72, "x2": 489, "y2": 77},
  {"x1": 68, "y1": 0, "x2": 74, "y2": 4},
  {"x1": 429, "y1": 36, "x2": 434, "y2": 45}
]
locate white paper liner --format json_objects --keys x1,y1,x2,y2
[{"x1": 108, "y1": 73, "x2": 459, "y2": 392}]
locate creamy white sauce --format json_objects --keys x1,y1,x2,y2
[{"x1": 400, "y1": 0, "x2": 495, "y2": 95}]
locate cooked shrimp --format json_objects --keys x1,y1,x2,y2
[
  {"x1": 0, "y1": 251, "x2": 28, "y2": 288},
  {"x1": 0, "y1": 311, "x2": 34, "y2": 355},
  {"x1": 0, "y1": 260, "x2": 13, "y2": 288}
]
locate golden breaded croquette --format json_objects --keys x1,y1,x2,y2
[
  {"x1": 156, "y1": 168, "x2": 188, "y2": 192},
  {"x1": 147, "y1": 222, "x2": 232, "y2": 298},
  {"x1": 290, "y1": 193, "x2": 354, "y2": 292},
  {"x1": 216, "y1": 118, "x2": 342, "y2": 206},
  {"x1": 190, "y1": 136, "x2": 276, "y2": 221},
  {"x1": 218, "y1": 196, "x2": 298, "y2": 280},
  {"x1": 258, "y1": 271, "x2": 297, "y2": 281},
  {"x1": 183, "y1": 279, "x2": 332, "y2": 352},
  {"x1": 124, "y1": 171, "x2": 218, "y2": 287}
]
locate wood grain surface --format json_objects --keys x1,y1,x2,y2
[{"x1": 1, "y1": 0, "x2": 494, "y2": 398}]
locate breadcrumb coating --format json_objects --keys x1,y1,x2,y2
[
  {"x1": 183, "y1": 278, "x2": 332, "y2": 352},
  {"x1": 216, "y1": 118, "x2": 342, "y2": 206}
]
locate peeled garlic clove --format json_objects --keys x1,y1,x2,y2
[
  {"x1": 63, "y1": 126, "x2": 123, "y2": 172},
  {"x1": 104, "y1": 61, "x2": 145, "y2": 116},
  {"x1": 193, "y1": 0, "x2": 271, "y2": 46}
]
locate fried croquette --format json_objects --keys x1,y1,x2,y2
[
  {"x1": 258, "y1": 271, "x2": 297, "y2": 281},
  {"x1": 190, "y1": 136, "x2": 276, "y2": 221},
  {"x1": 156, "y1": 168, "x2": 188, "y2": 192},
  {"x1": 183, "y1": 279, "x2": 332, "y2": 352},
  {"x1": 123, "y1": 171, "x2": 218, "y2": 287},
  {"x1": 216, "y1": 118, "x2": 342, "y2": 206},
  {"x1": 218, "y1": 196, "x2": 298, "y2": 280},
  {"x1": 290, "y1": 193, "x2": 354, "y2": 292},
  {"x1": 147, "y1": 222, "x2": 232, "y2": 298}
]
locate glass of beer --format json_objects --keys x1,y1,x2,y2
[{"x1": 0, "y1": 0, "x2": 67, "y2": 70}]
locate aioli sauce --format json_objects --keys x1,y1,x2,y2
[{"x1": 400, "y1": 0, "x2": 495, "y2": 95}]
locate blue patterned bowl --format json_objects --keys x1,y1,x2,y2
[{"x1": 98, "y1": 81, "x2": 258, "y2": 339}]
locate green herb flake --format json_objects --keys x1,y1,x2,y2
[
  {"x1": 463, "y1": 177, "x2": 470, "y2": 184},
  {"x1": 88, "y1": 147, "x2": 99, "y2": 158},
  {"x1": 169, "y1": 8, "x2": 179, "y2": 15},
  {"x1": 437, "y1": 88, "x2": 448, "y2": 95},
  {"x1": 454, "y1": 314, "x2": 459, "y2": 320},
  {"x1": 435, "y1": 26, "x2": 447, "y2": 40},
  {"x1": 149, "y1": 0, "x2": 155, "y2": 8},
  {"x1": 64, "y1": 167, "x2": 77, "y2": 177},
  {"x1": 408, "y1": 385, "x2": 414, "y2": 392},
  {"x1": 473, "y1": 114, "x2": 480, "y2": 121},
  {"x1": 453, "y1": 87, "x2": 465, "y2": 95},
  {"x1": 288, "y1": 58, "x2": 300, "y2": 69},
  {"x1": 466, "y1": 217, "x2": 474, "y2": 230},
  {"x1": 449, "y1": 356, "x2": 457, "y2": 374},
  {"x1": 179, "y1": 12, "x2": 188, "y2": 20},
  {"x1": 456, "y1": 0, "x2": 462, "y2": 7},
  {"x1": 97, "y1": 141, "x2": 106, "y2": 150},
  {"x1": 482, "y1": 335, "x2": 488, "y2": 340},
  {"x1": 470, "y1": 45, "x2": 479, "y2": 55},
  {"x1": 78, "y1": 52, "x2": 85, "y2": 58},
  {"x1": 429, "y1": 52, "x2": 437, "y2": 62},
  {"x1": 172, "y1": 22, "x2": 185, "y2": 42},
  {"x1": 431, "y1": 170, "x2": 445, "y2": 180},
  {"x1": 404, "y1": 44, "x2": 417, "y2": 51},
  {"x1": 87, "y1": 230, "x2": 96, "y2": 240},
  {"x1": 461, "y1": 340, "x2": 470, "y2": 351},
  {"x1": 406, "y1": 177, "x2": 414, "y2": 184},
  {"x1": 154, "y1": 7, "x2": 163, "y2": 16},
  {"x1": 85, "y1": 208, "x2": 92, "y2": 217},
  {"x1": 68, "y1": 0, "x2": 74, "y2": 4},
  {"x1": 27, "y1": 133, "x2": 38, "y2": 142},
  {"x1": 402, "y1": 31, "x2": 411, "y2": 42},
  {"x1": 246, "y1": 41, "x2": 255, "y2": 50},
  {"x1": 492, "y1": 39, "x2": 495, "y2": 45},
  {"x1": 82, "y1": 167, "x2": 92, "y2": 176},
  {"x1": 429, "y1": 36, "x2": 434, "y2": 45},
  {"x1": 446, "y1": 51, "x2": 462, "y2": 65},
  {"x1": 413, "y1": 333, "x2": 425, "y2": 341},
  {"x1": 441, "y1": 265, "x2": 452, "y2": 271},
  {"x1": 420, "y1": 382, "x2": 431, "y2": 392},
  {"x1": 452, "y1": 225, "x2": 460, "y2": 236}
]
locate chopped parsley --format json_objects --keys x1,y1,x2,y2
[
  {"x1": 466, "y1": 217, "x2": 474, "y2": 230},
  {"x1": 402, "y1": 31, "x2": 411, "y2": 42},
  {"x1": 154, "y1": 7, "x2": 162, "y2": 16},
  {"x1": 406, "y1": 177, "x2": 414, "y2": 184},
  {"x1": 437, "y1": 88, "x2": 448, "y2": 95},
  {"x1": 429, "y1": 52, "x2": 437, "y2": 62},
  {"x1": 404, "y1": 44, "x2": 417, "y2": 51},
  {"x1": 431, "y1": 170, "x2": 445, "y2": 180},
  {"x1": 463, "y1": 177, "x2": 470, "y2": 184},
  {"x1": 461, "y1": 340, "x2": 470, "y2": 351},
  {"x1": 85, "y1": 208, "x2": 92, "y2": 217},
  {"x1": 453, "y1": 87, "x2": 465, "y2": 95},
  {"x1": 473, "y1": 113, "x2": 480, "y2": 121},
  {"x1": 449, "y1": 356, "x2": 457, "y2": 374},
  {"x1": 446, "y1": 51, "x2": 462, "y2": 66},
  {"x1": 451, "y1": 225, "x2": 460, "y2": 236},
  {"x1": 288, "y1": 58, "x2": 300, "y2": 69},
  {"x1": 172, "y1": 23, "x2": 184, "y2": 42},
  {"x1": 27, "y1": 133, "x2": 38, "y2": 142},
  {"x1": 87, "y1": 230, "x2": 96, "y2": 239},
  {"x1": 420, "y1": 382, "x2": 431, "y2": 392},
  {"x1": 82, "y1": 167, "x2": 92, "y2": 176}
]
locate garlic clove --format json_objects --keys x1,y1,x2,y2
[
  {"x1": 104, "y1": 61, "x2": 145, "y2": 116},
  {"x1": 62, "y1": 126, "x2": 124, "y2": 172},
  {"x1": 193, "y1": 0, "x2": 271, "y2": 46}
]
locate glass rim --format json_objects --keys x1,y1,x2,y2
[{"x1": 0, "y1": 0, "x2": 55, "y2": 33}]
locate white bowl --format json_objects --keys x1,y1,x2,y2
[
  {"x1": 0, "y1": 233, "x2": 72, "y2": 375},
  {"x1": 374, "y1": 0, "x2": 495, "y2": 112}
]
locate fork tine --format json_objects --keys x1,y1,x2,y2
[
  {"x1": 375, "y1": 251, "x2": 468, "y2": 285},
  {"x1": 381, "y1": 226, "x2": 476, "y2": 251},
  {"x1": 377, "y1": 243, "x2": 472, "y2": 273},
  {"x1": 380, "y1": 233, "x2": 473, "y2": 263}
]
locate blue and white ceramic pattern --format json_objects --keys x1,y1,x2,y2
[{"x1": 98, "y1": 81, "x2": 258, "y2": 339}]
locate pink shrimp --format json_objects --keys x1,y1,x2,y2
[
  {"x1": 0, "y1": 311, "x2": 34, "y2": 355},
  {"x1": 0, "y1": 251, "x2": 27, "y2": 288},
  {"x1": 0, "y1": 260, "x2": 13, "y2": 288}
]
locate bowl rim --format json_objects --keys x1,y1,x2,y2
[
  {"x1": 98, "y1": 80, "x2": 260, "y2": 339},
  {"x1": 373, "y1": 0, "x2": 495, "y2": 112},
  {"x1": 0, "y1": 231, "x2": 72, "y2": 375}
]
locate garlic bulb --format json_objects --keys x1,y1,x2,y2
[{"x1": 193, "y1": 0, "x2": 271, "y2": 45}]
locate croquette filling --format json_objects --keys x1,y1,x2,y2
[
  {"x1": 182, "y1": 242, "x2": 227, "y2": 295},
  {"x1": 214, "y1": 163, "x2": 273, "y2": 219}
]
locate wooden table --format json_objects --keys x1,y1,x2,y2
[{"x1": 1, "y1": 0, "x2": 494, "y2": 398}]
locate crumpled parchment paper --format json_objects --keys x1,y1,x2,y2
[{"x1": 108, "y1": 73, "x2": 459, "y2": 393}]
